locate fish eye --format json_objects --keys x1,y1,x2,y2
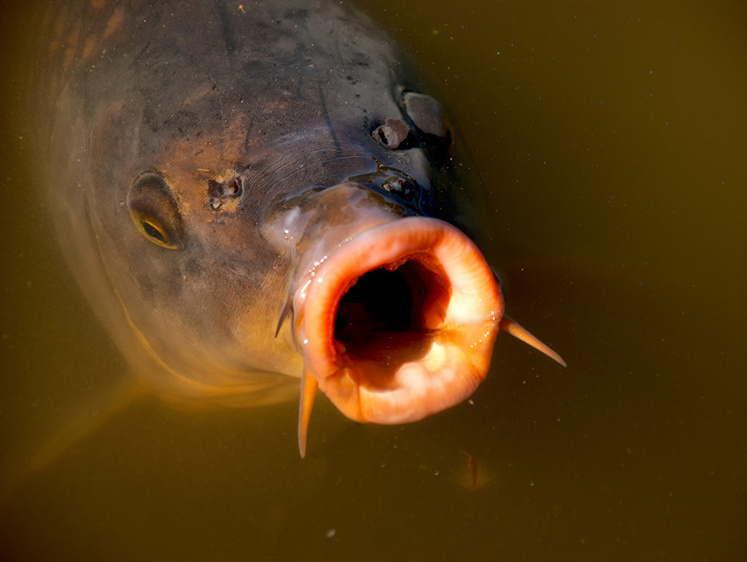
[{"x1": 127, "y1": 173, "x2": 184, "y2": 250}]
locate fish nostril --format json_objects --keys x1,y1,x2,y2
[
  {"x1": 381, "y1": 176, "x2": 417, "y2": 202},
  {"x1": 372, "y1": 118, "x2": 409, "y2": 149},
  {"x1": 224, "y1": 178, "x2": 242, "y2": 196},
  {"x1": 207, "y1": 177, "x2": 244, "y2": 211}
]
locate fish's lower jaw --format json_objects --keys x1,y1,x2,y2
[
  {"x1": 293, "y1": 216, "x2": 502, "y2": 451},
  {"x1": 321, "y1": 321, "x2": 499, "y2": 423}
]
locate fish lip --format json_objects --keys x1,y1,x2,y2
[{"x1": 293, "y1": 216, "x2": 503, "y2": 424}]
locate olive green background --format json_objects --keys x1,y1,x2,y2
[{"x1": 1, "y1": 1, "x2": 745, "y2": 559}]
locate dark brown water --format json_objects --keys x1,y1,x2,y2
[{"x1": 2, "y1": 1, "x2": 746, "y2": 560}]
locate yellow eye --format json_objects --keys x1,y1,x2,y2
[
  {"x1": 127, "y1": 173, "x2": 184, "y2": 250},
  {"x1": 131, "y1": 211, "x2": 179, "y2": 249}
]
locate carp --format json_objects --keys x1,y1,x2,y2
[{"x1": 36, "y1": 0, "x2": 563, "y2": 460}]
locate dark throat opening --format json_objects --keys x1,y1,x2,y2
[{"x1": 333, "y1": 259, "x2": 450, "y2": 360}]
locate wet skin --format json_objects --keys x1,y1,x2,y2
[{"x1": 36, "y1": 0, "x2": 562, "y2": 456}]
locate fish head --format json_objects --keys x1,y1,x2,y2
[
  {"x1": 45, "y1": 2, "x2": 561, "y2": 454},
  {"x1": 73, "y1": 71, "x2": 504, "y2": 424}
]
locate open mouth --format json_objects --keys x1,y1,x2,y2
[
  {"x1": 334, "y1": 257, "x2": 451, "y2": 366},
  {"x1": 292, "y1": 217, "x2": 503, "y2": 456}
]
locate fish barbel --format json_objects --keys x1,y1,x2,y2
[{"x1": 36, "y1": 0, "x2": 564, "y2": 458}]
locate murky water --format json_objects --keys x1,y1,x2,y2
[{"x1": 2, "y1": 1, "x2": 746, "y2": 560}]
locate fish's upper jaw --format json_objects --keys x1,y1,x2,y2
[{"x1": 292, "y1": 216, "x2": 503, "y2": 427}]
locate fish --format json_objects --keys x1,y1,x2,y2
[{"x1": 33, "y1": 0, "x2": 564, "y2": 462}]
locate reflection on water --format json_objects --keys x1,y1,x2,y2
[{"x1": 2, "y1": 0, "x2": 746, "y2": 560}]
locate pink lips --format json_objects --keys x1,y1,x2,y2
[{"x1": 292, "y1": 217, "x2": 503, "y2": 456}]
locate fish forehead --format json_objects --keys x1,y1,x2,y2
[
  {"x1": 49, "y1": 0, "x2": 408, "y2": 148},
  {"x1": 51, "y1": 0, "x2": 424, "y2": 228}
]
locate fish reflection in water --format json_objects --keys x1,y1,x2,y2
[{"x1": 11, "y1": 0, "x2": 564, "y2": 489}]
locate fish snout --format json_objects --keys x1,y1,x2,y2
[{"x1": 292, "y1": 216, "x2": 503, "y2": 454}]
